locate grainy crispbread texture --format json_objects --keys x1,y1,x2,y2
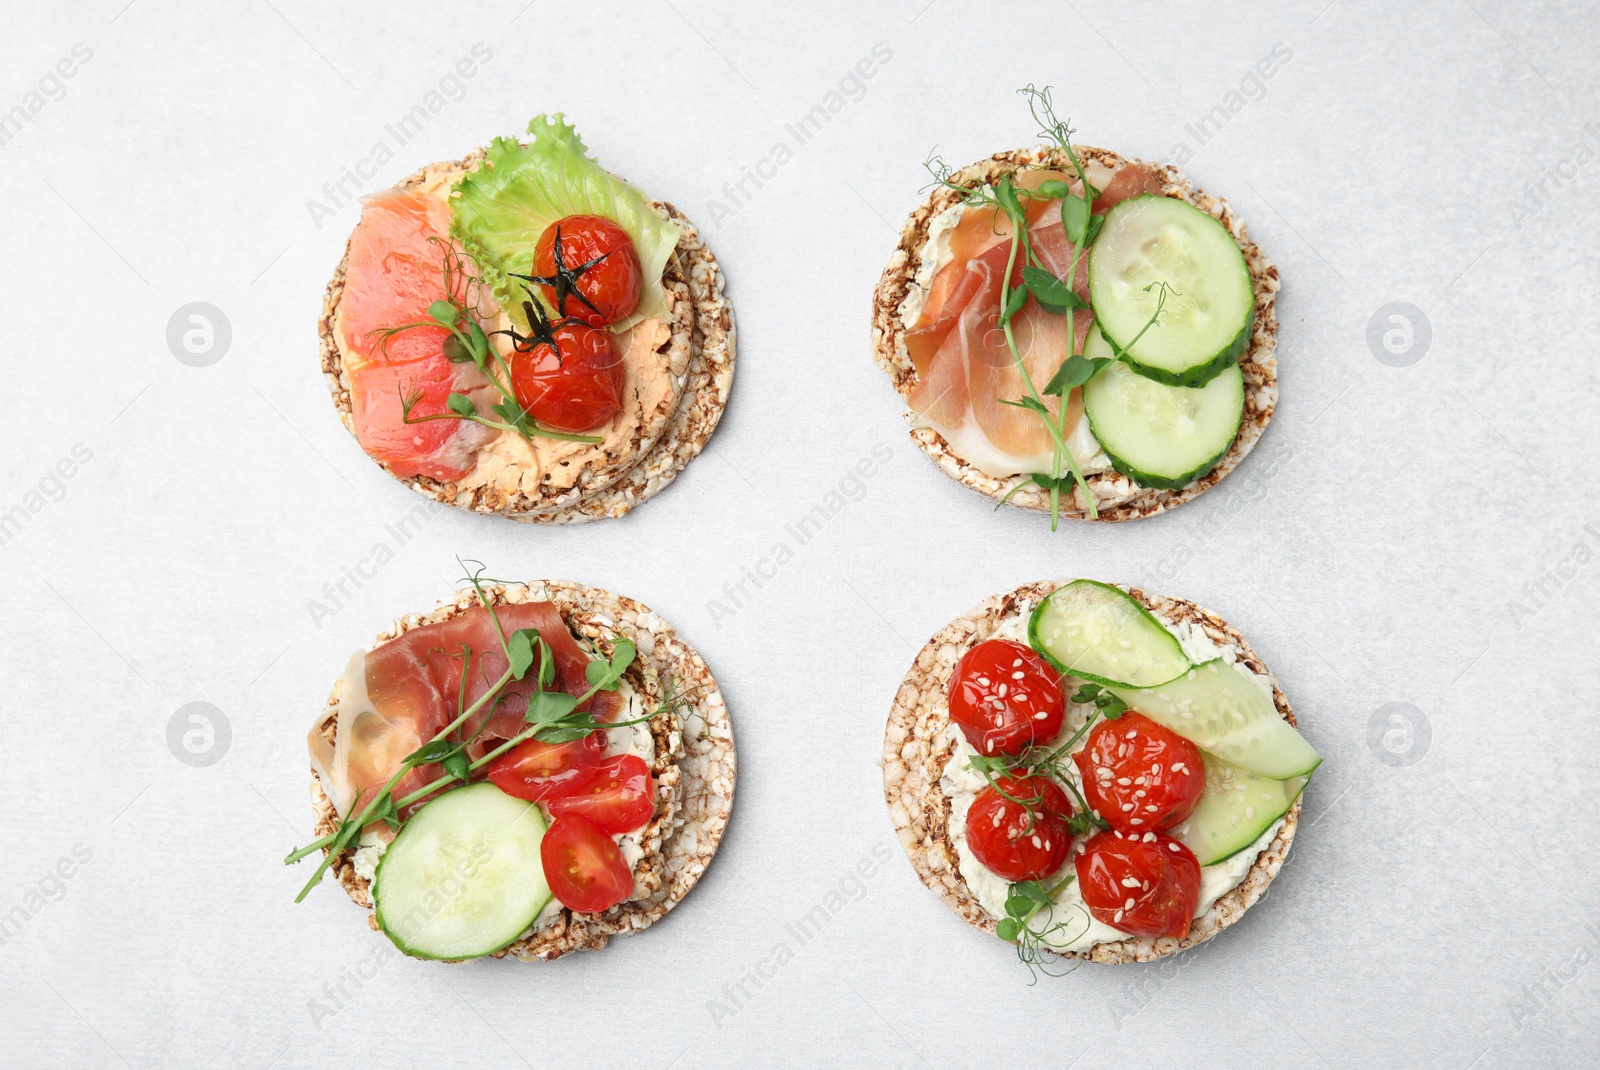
[
  {"x1": 308, "y1": 581, "x2": 735, "y2": 961},
  {"x1": 870, "y1": 146, "x2": 1279, "y2": 522},
  {"x1": 881, "y1": 580, "x2": 1302, "y2": 964},
  {"x1": 319, "y1": 151, "x2": 735, "y2": 525}
]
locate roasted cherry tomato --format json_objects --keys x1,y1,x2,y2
[
  {"x1": 486, "y1": 732, "x2": 605, "y2": 802},
  {"x1": 948, "y1": 639, "x2": 1065, "y2": 756},
  {"x1": 1073, "y1": 712, "x2": 1205, "y2": 832},
  {"x1": 541, "y1": 813, "x2": 634, "y2": 913},
  {"x1": 528, "y1": 215, "x2": 642, "y2": 327},
  {"x1": 509, "y1": 315, "x2": 625, "y2": 433},
  {"x1": 548, "y1": 753, "x2": 656, "y2": 834},
  {"x1": 1075, "y1": 830, "x2": 1201, "y2": 939},
  {"x1": 964, "y1": 773, "x2": 1074, "y2": 882}
]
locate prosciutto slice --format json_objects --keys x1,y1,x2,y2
[
  {"x1": 905, "y1": 163, "x2": 1163, "y2": 477},
  {"x1": 340, "y1": 188, "x2": 498, "y2": 482},
  {"x1": 309, "y1": 601, "x2": 622, "y2": 819}
]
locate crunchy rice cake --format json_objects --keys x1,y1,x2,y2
[
  {"x1": 320, "y1": 151, "x2": 735, "y2": 525},
  {"x1": 881, "y1": 579, "x2": 1302, "y2": 964},
  {"x1": 871, "y1": 146, "x2": 1278, "y2": 523},
  {"x1": 308, "y1": 580, "x2": 735, "y2": 960}
]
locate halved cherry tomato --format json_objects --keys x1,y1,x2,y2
[
  {"x1": 548, "y1": 753, "x2": 656, "y2": 834},
  {"x1": 948, "y1": 639, "x2": 1065, "y2": 756},
  {"x1": 486, "y1": 732, "x2": 605, "y2": 802},
  {"x1": 529, "y1": 215, "x2": 642, "y2": 327},
  {"x1": 541, "y1": 813, "x2": 633, "y2": 913},
  {"x1": 1075, "y1": 830, "x2": 1201, "y2": 939},
  {"x1": 964, "y1": 773, "x2": 1074, "y2": 882},
  {"x1": 509, "y1": 317, "x2": 625, "y2": 433},
  {"x1": 1073, "y1": 712, "x2": 1205, "y2": 832}
]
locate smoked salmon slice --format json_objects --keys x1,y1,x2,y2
[
  {"x1": 311, "y1": 601, "x2": 625, "y2": 820},
  {"x1": 905, "y1": 163, "x2": 1161, "y2": 477},
  {"x1": 340, "y1": 188, "x2": 497, "y2": 482}
]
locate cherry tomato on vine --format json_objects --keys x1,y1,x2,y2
[{"x1": 527, "y1": 215, "x2": 642, "y2": 327}]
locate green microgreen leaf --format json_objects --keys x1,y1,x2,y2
[
  {"x1": 507, "y1": 628, "x2": 537, "y2": 680},
  {"x1": 1042, "y1": 354, "x2": 1112, "y2": 397},
  {"x1": 406, "y1": 739, "x2": 461, "y2": 765},
  {"x1": 1085, "y1": 213, "x2": 1106, "y2": 246},
  {"x1": 525, "y1": 690, "x2": 578, "y2": 725},
  {"x1": 446, "y1": 392, "x2": 477, "y2": 417},
  {"x1": 995, "y1": 173, "x2": 1023, "y2": 219},
  {"x1": 428, "y1": 299, "x2": 461, "y2": 326},
  {"x1": 1035, "y1": 179, "x2": 1072, "y2": 200},
  {"x1": 996, "y1": 918, "x2": 1022, "y2": 942},
  {"x1": 1000, "y1": 282, "x2": 1028, "y2": 324},
  {"x1": 441, "y1": 750, "x2": 470, "y2": 783},
  {"x1": 1021, "y1": 266, "x2": 1085, "y2": 316},
  {"x1": 1061, "y1": 195, "x2": 1091, "y2": 245}
]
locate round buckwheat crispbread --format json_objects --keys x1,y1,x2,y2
[
  {"x1": 308, "y1": 580, "x2": 735, "y2": 961},
  {"x1": 881, "y1": 579, "x2": 1302, "y2": 964},
  {"x1": 320, "y1": 150, "x2": 735, "y2": 525},
  {"x1": 870, "y1": 146, "x2": 1279, "y2": 523}
]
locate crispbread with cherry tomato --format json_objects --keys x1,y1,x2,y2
[
  {"x1": 320, "y1": 115, "x2": 735, "y2": 525},
  {"x1": 883, "y1": 579, "x2": 1313, "y2": 966},
  {"x1": 304, "y1": 578, "x2": 735, "y2": 961}
]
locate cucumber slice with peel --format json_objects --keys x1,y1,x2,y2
[
  {"x1": 1082, "y1": 325, "x2": 1244, "y2": 489},
  {"x1": 1028, "y1": 580, "x2": 1191, "y2": 689},
  {"x1": 1107, "y1": 660, "x2": 1322, "y2": 780},
  {"x1": 373, "y1": 782, "x2": 551, "y2": 960},
  {"x1": 1172, "y1": 755, "x2": 1307, "y2": 865},
  {"x1": 1088, "y1": 195, "x2": 1254, "y2": 387}
]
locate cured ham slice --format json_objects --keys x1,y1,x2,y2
[
  {"x1": 309, "y1": 601, "x2": 623, "y2": 820},
  {"x1": 906, "y1": 163, "x2": 1163, "y2": 477},
  {"x1": 340, "y1": 188, "x2": 498, "y2": 482}
]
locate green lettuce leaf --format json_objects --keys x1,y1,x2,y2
[{"x1": 450, "y1": 114, "x2": 682, "y2": 331}]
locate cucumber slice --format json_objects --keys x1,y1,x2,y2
[
  {"x1": 1107, "y1": 660, "x2": 1322, "y2": 780},
  {"x1": 1088, "y1": 195, "x2": 1254, "y2": 387},
  {"x1": 1082, "y1": 326, "x2": 1244, "y2": 489},
  {"x1": 1172, "y1": 755, "x2": 1306, "y2": 865},
  {"x1": 372, "y1": 782, "x2": 551, "y2": 960},
  {"x1": 1028, "y1": 579, "x2": 1191, "y2": 688}
]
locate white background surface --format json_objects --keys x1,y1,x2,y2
[{"x1": 2, "y1": 1, "x2": 1597, "y2": 1067}]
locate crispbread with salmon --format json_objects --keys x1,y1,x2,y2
[
  {"x1": 308, "y1": 580, "x2": 735, "y2": 960},
  {"x1": 320, "y1": 147, "x2": 735, "y2": 525},
  {"x1": 871, "y1": 146, "x2": 1278, "y2": 522},
  {"x1": 881, "y1": 580, "x2": 1301, "y2": 964}
]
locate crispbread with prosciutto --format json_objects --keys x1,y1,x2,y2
[
  {"x1": 309, "y1": 580, "x2": 735, "y2": 960},
  {"x1": 871, "y1": 146, "x2": 1278, "y2": 522},
  {"x1": 881, "y1": 580, "x2": 1300, "y2": 964}
]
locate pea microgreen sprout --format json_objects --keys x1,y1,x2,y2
[
  {"x1": 926, "y1": 86, "x2": 1178, "y2": 529},
  {"x1": 998, "y1": 875, "x2": 1093, "y2": 981}
]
